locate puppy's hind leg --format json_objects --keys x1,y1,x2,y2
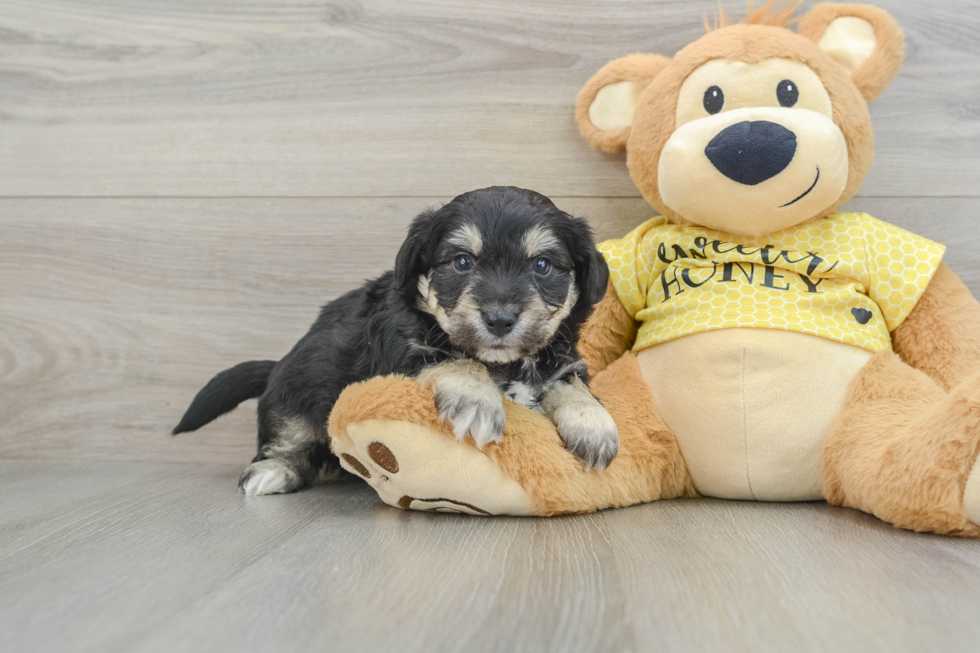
[
  {"x1": 240, "y1": 413, "x2": 327, "y2": 496},
  {"x1": 240, "y1": 458, "x2": 303, "y2": 496}
]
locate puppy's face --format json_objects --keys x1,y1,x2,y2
[
  {"x1": 419, "y1": 220, "x2": 578, "y2": 365},
  {"x1": 396, "y1": 187, "x2": 608, "y2": 364}
]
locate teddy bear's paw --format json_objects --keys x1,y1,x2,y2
[
  {"x1": 554, "y1": 400, "x2": 620, "y2": 472},
  {"x1": 330, "y1": 419, "x2": 534, "y2": 516},
  {"x1": 964, "y1": 453, "x2": 980, "y2": 526}
]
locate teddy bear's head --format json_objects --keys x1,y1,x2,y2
[{"x1": 576, "y1": 2, "x2": 904, "y2": 237}]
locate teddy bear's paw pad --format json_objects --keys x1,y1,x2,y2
[
  {"x1": 396, "y1": 495, "x2": 491, "y2": 515},
  {"x1": 964, "y1": 454, "x2": 980, "y2": 526},
  {"x1": 332, "y1": 419, "x2": 534, "y2": 516}
]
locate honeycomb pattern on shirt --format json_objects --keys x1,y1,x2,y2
[{"x1": 598, "y1": 212, "x2": 945, "y2": 354}]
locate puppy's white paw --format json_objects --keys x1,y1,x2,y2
[
  {"x1": 433, "y1": 376, "x2": 506, "y2": 449},
  {"x1": 239, "y1": 459, "x2": 303, "y2": 496},
  {"x1": 554, "y1": 399, "x2": 620, "y2": 472}
]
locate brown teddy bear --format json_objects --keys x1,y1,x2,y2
[{"x1": 328, "y1": 2, "x2": 980, "y2": 536}]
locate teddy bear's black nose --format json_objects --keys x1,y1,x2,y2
[{"x1": 705, "y1": 120, "x2": 797, "y2": 186}]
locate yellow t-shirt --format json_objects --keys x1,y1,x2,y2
[{"x1": 598, "y1": 212, "x2": 945, "y2": 354}]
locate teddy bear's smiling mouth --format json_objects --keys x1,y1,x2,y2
[{"x1": 778, "y1": 166, "x2": 820, "y2": 208}]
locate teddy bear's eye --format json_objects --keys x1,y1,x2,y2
[
  {"x1": 703, "y1": 86, "x2": 724, "y2": 114},
  {"x1": 777, "y1": 79, "x2": 799, "y2": 107}
]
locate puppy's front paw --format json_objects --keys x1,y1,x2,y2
[
  {"x1": 433, "y1": 377, "x2": 506, "y2": 449},
  {"x1": 554, "y1": 400, "x2": 620, "y2": 472}
]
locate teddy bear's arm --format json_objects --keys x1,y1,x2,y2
[
  {"x1": 891, "y1": 264, "x2": 980, "y2": 391},
  {"x1": 578, "y1": 280, "x2": 639, "y2": 377}
]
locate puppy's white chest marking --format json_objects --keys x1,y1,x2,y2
[{"x1": 503, "y1": 381, "x2": 540, "y2": 409}]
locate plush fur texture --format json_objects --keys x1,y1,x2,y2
[
  {"x1": 823, "y1": 351, "x2": 980, "y2": 537},
  {"x1": 577, "y1": 280, "x2": 638, "y2": 377},
  {"x1": 704, "y1": 0, "x2": 802, "y2": 32},
  {"x1": 575, "y1": 54, "x2": 671, "y2": 154},
  {"x1": 330, "y1": 353, "x2": 695, "y2": 516},
  {"x1": 797, "y1": 3, "x2": 906, "y2": 102},
  {"x1": 891, "y1": 264, "x2": 980, "y2": 392},
  {"x1": 329, "y1": 3, "x2": 980, "y2": 534},
  {"x1": 576, "y1": 21, "x2": 878, "y2": 229}
]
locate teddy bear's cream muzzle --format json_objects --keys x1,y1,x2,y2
[{"x1": 657, "y1": 107, "x2": 849, "y2": 237}]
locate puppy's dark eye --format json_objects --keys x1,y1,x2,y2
[
  {"x1": 703, "y1": 86, "x2": 724, "y2": 114},
  {"x1": 533, "y1": 257, "x2": 551, "y2": 276},
  {"x1": 777, "y1": 79, "x2": 799, "y2": 107},
  {"x1": 453, "y1": 255, "x2": 472, "y2": 272}
]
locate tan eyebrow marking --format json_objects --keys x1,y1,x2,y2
[
  {"x1": 522, "y1": 225, "x2": 560, "y2": 257},
  {"x1": 446, "y1": 223, "x2": 482, "y2": 255}
]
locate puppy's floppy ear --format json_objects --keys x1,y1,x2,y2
[
  {"x1": 576, "y1": 53, "x2": 671, "y2": 153},
  {"x1": 394, "y1": 208, "x2": 438, "y2": 295},
  {"x1": 563, "y1": 216, "x2": 609, "y2": 309},
  {"x1": 798, "y1": 3, "x2": 904, "y2": 102},
  {"x1": 580, "y1": 249, "x2": 610, "y2": 309}
]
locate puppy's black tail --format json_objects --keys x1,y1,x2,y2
[{"x1": 173, "y1": 360, "x2": 277, "y2": 435}]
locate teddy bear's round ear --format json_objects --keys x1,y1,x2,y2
[
  {"x1": 575, "y1": 54, "x2": 671, "y2": 153},
  {"x1": 797, "y1": 3, "x2": 905, "y2": 102}
]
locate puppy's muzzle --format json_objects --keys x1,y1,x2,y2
[{"x1": 482, "y1": 310, "x2": 518, "y2": 337}]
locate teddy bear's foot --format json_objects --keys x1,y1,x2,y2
[
  {"x1": 330, "y1": 419, "x2": 534, "y2": 516},
  {"x1": 964, "y1": 453, "x2": 980, "y2": 526},
  {"x1": 953, "y1": 371, "x2": 980, "y2": 528},
  {"x1": 825, "y1": 354, "x2": 980, "y2": 536}
]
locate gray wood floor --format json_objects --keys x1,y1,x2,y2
[
  {"x1": 3, "y1": 460, "x2": 980, "y2": 653},
  {"x1": 2, "y1": 1, "x2": 980, "y2": 651},
  {"x1": 2, "y1": 0, "x2": 980, "y2": 464}
]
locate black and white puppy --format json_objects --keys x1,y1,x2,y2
[{"x1": 174, "y1": 186, "x2": 619, "y2": 495}]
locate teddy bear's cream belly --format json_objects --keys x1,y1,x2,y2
[{"x1": 636, "y1": 329, "x2": 874, "y2": 501}]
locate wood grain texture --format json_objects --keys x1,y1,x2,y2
[
  {"x1": 2, "y1": 197, "x2": 979, "y2": 464},
  {"x1": 0, "y1": 0, "x2": 978, "y2": 198},
  {"x1": 1, "y1": 460, "x2": 979, "y2": 653},
  {"x1": 0, "y1": 196, "x2": 646, "y2": 463},
  {"x1": 2, "y1": 2, "x2": 979, "y2": 649}
]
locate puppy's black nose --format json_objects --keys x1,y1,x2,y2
[
  {"x1": 705, "y1": 120, "x2": 797, "y2": 186},
  {"x1": 483, "y1": 310, "x2": 517, "y2": 337}
]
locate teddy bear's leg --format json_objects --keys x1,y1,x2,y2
[
  {"x1": 823, "y1": 350, "x2": 980, "y2": 536},
  {"x1": 329, "y1": 353, "x2": 695, "y2": 516},
  {"x1": 490, "y1": 352, "x2": 695, "y2": 515}
]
